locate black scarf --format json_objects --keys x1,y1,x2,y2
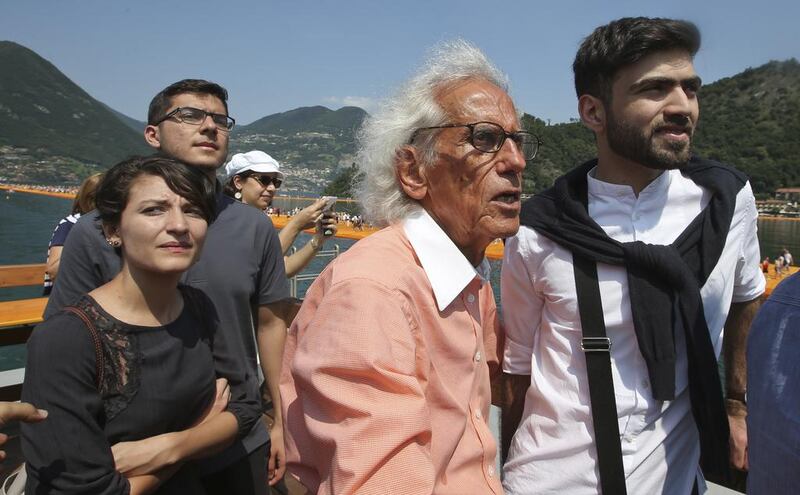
[{"x1": 520, "y1": 156, "x2": 747, "y2": 478}]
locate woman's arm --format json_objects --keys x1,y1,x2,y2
[
  {"x1": 284, "y1": 213, "x2": 338, "y2": 277},
  {"x1": 45, "y1": 245, "x2": 64, "y2": 282},
  {"x1": 277, "y1": 198, "x2": 328, "y2": 254},
  {"x1": 111, "y1": 410, "x2": 240, "y2": 477},
  {"x1": 21, "y1": 314, "x2": 131, "y2": 494}
]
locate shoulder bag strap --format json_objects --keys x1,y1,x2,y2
[
  {"x1": 63, "y1": 305, "x2": 105, "y2": 389},
  {"x1": 573, "y1": 254, "x2": 627, "y2": 495}
]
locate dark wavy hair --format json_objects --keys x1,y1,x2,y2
[
  {"x1": 95, "y1": 155, "x2": 216, "y2": 229},
  {"x1": 573, "y1": 17, "x2": 701, "y2": 104},
  {"x1": 147, "y1": 79, "x2": 229, "y2": 125}
]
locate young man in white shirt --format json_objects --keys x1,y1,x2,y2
[{"x1": 501, "y1": 17, "x2": 763, "y2": 494}]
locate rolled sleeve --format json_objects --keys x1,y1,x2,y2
[
  {"x1": 733, "y1": 183, "x2": 766, "y2": 302},
  {"x1": 190, "y1": 288, "x2": 261, "y2": 438},
  {"x1": 282, "y1": 278, "x2": 436, "y2": 495},
  {"x1": 501, "y1": 230, "x2": 542, "y2": 375},
  {"x1": 257, "y1": 215, "x2": 290, "y2": 305}
]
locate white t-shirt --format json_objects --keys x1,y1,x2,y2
[{"x1": 501, "y1": 168, "x2": 765, "y2": 494}]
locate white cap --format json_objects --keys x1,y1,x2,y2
[{"x1": 224, "y1": 151, "x2": 284, "y2": 179}]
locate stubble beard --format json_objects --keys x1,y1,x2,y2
[{"x1": 606, "y1": 112, "x2": 693, "y2": 170}]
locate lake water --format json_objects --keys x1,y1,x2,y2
[{"x1": 1, "y1": 191, "x2": 797, "y2": 370}]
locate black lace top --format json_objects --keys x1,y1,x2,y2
[{"x1": 21, "y1": 286, "x2": 262, "y2": 494}]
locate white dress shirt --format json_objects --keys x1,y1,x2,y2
[{"x1": 501, "y1": 168, "x2": 765, "y2": 494}]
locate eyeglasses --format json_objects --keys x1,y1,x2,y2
[
  {"x1": 409, "y1": 121, "x2": 541, "y2": 160},
  {"x1": 153, "y1": 107, "x2": 236, "y2": 132},
  {"x1": 249, "y1": 174, "x2": 282, "y2": 189}
]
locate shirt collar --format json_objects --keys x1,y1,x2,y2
[
  {"x1": 586, "y1": 165, "x2": 672, "y2": 198},
  {"x1": 403, "y1": 209, "x2": 491, "y2": 312}
]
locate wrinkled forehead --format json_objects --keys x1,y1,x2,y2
[{"x1": 436, "y1": 78, "x2": 520, "y2": 128}]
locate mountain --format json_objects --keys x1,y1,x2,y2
[
  {"x1": 100, "y1": 101, "x2": 146, "y2": 133},
  {"x1": 0, "y1": 41, "x2": 150, "y2": 183},
  {"x1": 692, "y1": 59, "x2": 800, "y2": 195},
  {"x1": 229, "y1": 105, "x2": 367, "y2": 193}
]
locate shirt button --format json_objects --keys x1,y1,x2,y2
[
  {"x1": 474, "y1": 351, "x2": 481, "y2": 362},
  {"x1": 488, "y1": 466, "x2": 495, "y2": 477},
  {"x1": 641, "y1": 380, "x2": 650, "y2": 389},
  {"x1": 467, "y1": 294, "x2": 476, "y2": 303},
  {"x1": 475, "y1": 410, "x2": 482, "y2": 419}
]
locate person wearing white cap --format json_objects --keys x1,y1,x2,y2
[{"x1": 224, "y1": 150, "x2": 338, "y2": 278}]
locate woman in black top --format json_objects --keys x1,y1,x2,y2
[{"x1": 21, "y1": 156, "x2": 261, "y2": 494}]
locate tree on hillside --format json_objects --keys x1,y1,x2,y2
[{"x1": 324, "y1": 164, "x2": 361, "y2": 198}]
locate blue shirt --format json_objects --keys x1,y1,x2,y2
[{"x1": 747, "y1": 272, "x2": 800, "y2": 494}]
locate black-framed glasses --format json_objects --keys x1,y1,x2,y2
[
  {"x1": 249, "y1": 174, "x2": 282, "y2": 189},
  {"x1": 153, "y1": 107, "x2": 235, "y2": 132},
  {"x1": 409, "y1": 121, "x2": 541, "y2": 160}
]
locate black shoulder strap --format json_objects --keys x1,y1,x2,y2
[{"x1": 573, "y1": 254, "x2": 627, "y2": 495}]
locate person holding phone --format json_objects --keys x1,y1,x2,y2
[{"x1": 223, "y1": 151, "x2": 337, "y2": 277}]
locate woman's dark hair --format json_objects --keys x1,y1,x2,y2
[
  {"x1": 71, "y1": 172, "x2": 103, "y2": 215},
  {"x1": 147, "y1": 79, "x2": 229, "y2": 126},
  {"x1": 95, "y1": 155, "x2": 217, "y2": 229},
  {"x1": 573, "y1": 17, "x2": 701, "y2": 104}
]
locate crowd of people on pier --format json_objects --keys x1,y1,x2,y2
[{"x1": 2, "y1": 15, "x2": 798, "y2": 495}]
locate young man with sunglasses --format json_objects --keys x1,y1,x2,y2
[
  {"x1": 45, "y1": 79, "x2": 290, "y2": 494},
  {"x1": 500, "y1": 18, "x2": 763, "y2": 494},
  {"x1": 223, "y1": 150, "x2": 338, "y2": 277}
]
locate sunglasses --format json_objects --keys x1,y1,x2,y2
[{"x1": 249, "y1": 174, "x2": 283, "y2": 189}]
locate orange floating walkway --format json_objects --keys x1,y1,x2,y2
[{"x1": 267, "y1": 214, "x2": 505, "y2": 260}]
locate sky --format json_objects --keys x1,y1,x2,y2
[{"x1": 2, "y1": 0, "x2": 798, "y2": 126}]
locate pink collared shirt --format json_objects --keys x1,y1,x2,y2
[{"x1": 280, "y1": 211, "x2": 504, "y2": 495}]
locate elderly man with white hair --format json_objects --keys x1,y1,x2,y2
[{"x1": 279, "y1": 40, "x2": 538, "y2": 494}]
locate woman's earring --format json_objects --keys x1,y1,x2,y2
[
  {"x1": 106, "y1": 238, "x2": 121, "y2": 248},
  {"x1": 235, "y1": 191, "x2": 242, "y2": 200}
]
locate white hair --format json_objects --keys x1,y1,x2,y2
[{"x1": 354, "y1": 39, "x2": 509, "y2": 226}]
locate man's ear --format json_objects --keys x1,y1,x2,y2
[
  {"x1": 578, "y1": 94, "x2": 606, "y2": 134},
  {"x1": 144, "y1": 124, "x2": 161, "y2": 150},
  {"x1": 396, "y1": 146, "x2": 427, "y2": 201}
]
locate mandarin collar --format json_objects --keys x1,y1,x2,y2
[{"x1": 586, "y1": 165, "x2": 672, "y2": 199}]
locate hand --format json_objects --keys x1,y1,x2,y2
[
  {"x1": 293, "y1": 199, "x2": 327, "y2": 230},
  {"x1": 268, "y1": 422, "x2": 286, "y2": 486},
  {"x1": 193, "y1": 378, "x2": 230, "y2": 427},
  {"x1": 0, "y1": 401, "x2": 47, "y2": 460},
  {"x1": 726, "y1": 399, "x2": 748, "y2": 471},
  {"x1": 317, "y1": 211, "x2": 338, "y2": 238},
  {"x1": 112, "y1": 433, "x2": 179, "y2": 477}
]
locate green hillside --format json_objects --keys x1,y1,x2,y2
[
  {"x1": 0, "y1": 41, "x2": 150, "y2": 183},
  {"x1": 237, "y1": 105, "x2": 366, "y2": 139},
  {"x1": 693, "y1": 59, "x2": 800, "y2": 195}
]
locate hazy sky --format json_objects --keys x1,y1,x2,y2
[{"x1": 2, "y1": 0, "x2": 798, "y2": 125}]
